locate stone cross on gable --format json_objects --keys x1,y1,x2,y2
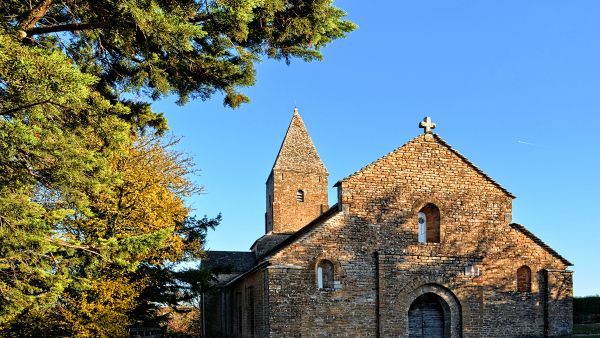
[{"x1": 419, "y1": 117, "x2": 436, "y2": 133}]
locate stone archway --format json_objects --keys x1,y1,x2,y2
[
  {"x1": 408, "y1": 293, "x2": 448, "y2": 338},
  {"x1": 397, "y1": 283, "x2": 463, "y2": 338}
]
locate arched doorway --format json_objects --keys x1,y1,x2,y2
[{"x1": 408, "y1": 293, "x2": 449, "y2": 338}]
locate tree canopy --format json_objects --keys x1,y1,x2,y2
[
  {"x1": 0, "y1": 0, "x2": 356, "y2": 332},
  {"x1": 4, "y1": 0, "x2": 356, "y2": 120},
  {"x1": 0, "y1": 30, "x2": 132, "y2": 322}
]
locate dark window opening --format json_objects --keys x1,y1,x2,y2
[{"x1": 317, "y1": 260, "x2": 334, "y2": 288}]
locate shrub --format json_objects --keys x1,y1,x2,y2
[{"x1": 574, "y1": 295, "x2": 600, "y2": 324}]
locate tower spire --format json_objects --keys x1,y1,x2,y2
[
  {"x1": 272, "y1": 109, "x2": 327, "y2": 174},
  {"x1": 266, "y1": 108, "x2": 329, "y2": 234}
]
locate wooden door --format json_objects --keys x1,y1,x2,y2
[{"x1": 408, "y1": 294, "x2": 445, "y2": 338}]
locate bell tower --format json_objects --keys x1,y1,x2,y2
[{"x1": 266, "y1": 109, "x2": 329, "y2": 234}]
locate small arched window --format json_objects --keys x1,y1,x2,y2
[
  {"x1": 297, "y1": 190, "x2": 304, "y2": 202},
  {"x1": 317, "y1": 260, "x2": 334, "y2": 289},
  {"x1": 418, "y1": 203, "x2": 441, "y2": 243},
  {"x1": 517, "y1": 266, "x2": 531, "y2": 292}
]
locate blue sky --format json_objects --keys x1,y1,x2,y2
[{"x1": 153, "y1": 1, "x2": 599, "y2": 297}]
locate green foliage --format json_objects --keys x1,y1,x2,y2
[
  {"x1": 0, "y1": 30, "x2": 133, "y2": 323},
  {"x1": 575, "y1": 296, "x2": 600, "y2": 315},
  {"x1": 2, "y1": 0, "x2": 356, "y2": 111},
  {"x1": 573, "y1": 324, "x2": 600, "y2": 335},
  {"x1": 0, "y1": 307, "x2": 65, "y2": 338},
  {"x1": 0, "y1": 0, "x2": 355, "y2": 330},
  {"x1": 125, "y1": 215, "x2": 224, "y2": 327},
  {"x1": 0, "y1": 132, "x2": 221, "y2": 334}
]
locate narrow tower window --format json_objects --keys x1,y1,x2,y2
[
  {"x1": 317, "y1": 260, "x2": 334, "y2": 289},
  {"x1": 297, "y1": 190, "x2": 304, "y2": 202},
  {"x1": 517, "y1": 266, "x2": 531, "y2": 292}
]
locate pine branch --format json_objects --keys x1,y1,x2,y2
[
  {"x1": 25, "y1": 21, "x2": 111, "y2": 36},
  {"x1": 45, "y1": 237, "x2": 113, "y2": 263},
  {"x1": 224, "y1": 34, "x2": 245, "y2": 61},
  {"x1": 18, "y1": 0, "x2": 56, "y2": 31},
  {"x1": 0, "y1": 99, "x2": 51, "y2": 116}
]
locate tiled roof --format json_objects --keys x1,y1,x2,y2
[
  {"x1": 224, "y1": 204, "x2": 341, "y2": 286},
  {"x1": 250, "y1": 233, "x2": 294, "y2": 260},
  {"x1": 259, "y1": 204, "x2": 340, "y2": 261},
  {"x1": 271, "y1": 109, "x2": 328, "y2": 174},
  {"x1": 201, "y1": 251, "x2": 256, "y2": 272},
  {"x1": 510, "y1": 223, "x2": 572, "y2": 266}
]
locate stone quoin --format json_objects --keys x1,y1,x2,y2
[{"x1": 202, "y1": 111, "x2": 573, "y2": 338}]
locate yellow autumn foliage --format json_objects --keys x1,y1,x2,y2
[
  {"x1": 60, "y1": 274, "x2": 145, "y2": 338},
  {"x1": 52, "y1": 136, "x2": 205, "y2": 336},
  {"x1": 0, "y1": 135, "x2": 207, "y2": 337},
  {"x1": 61, "y1": 135, "x2": 204, "y2": 265}
]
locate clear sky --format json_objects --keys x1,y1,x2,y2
[{"x1": 153, "y1": 1, "x2": 599, "y2": 297}]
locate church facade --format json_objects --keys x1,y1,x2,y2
[{"x1": 202, "y1": 110, "x2": 573, "y2": 338}]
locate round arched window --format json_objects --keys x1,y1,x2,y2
[
  {"x1": 517, "y1": 266, "x2": 531, "y2": 292},
  {"x1": 317, "y1": 260, "x2": 334, "y2": 288},
  {"x1": 417, "y1": 203, "x2": 440, "y2": 243}
]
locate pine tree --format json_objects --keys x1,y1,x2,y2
[
  {"x1": 0, "y1": 0, "x2": 356, "y2": 326},
  {"x1": 0, "y1": 30, "x2": 133, "y2": 324},
  {"x1": 5, "y1": 0, "x2": 357, "y2": 114}
]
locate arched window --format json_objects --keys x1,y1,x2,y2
[
  {"x1": 418, "y1": 203, "x2": 441, "y2": 243},
  {"x1": 517, "y1": 266, "x2": 531, "y2": 292},
  {"x1": 317, "y1": 260, "x2": 334, "y2": 289},
  {"x1": 297, "y1": 189, "x2": 304, "y2": 202}
]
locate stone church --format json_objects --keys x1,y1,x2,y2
[{"x1": 202, "y1": 110, "x2": 573, "y2": 338}]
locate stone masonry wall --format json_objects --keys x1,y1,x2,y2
[
  {"x1": 224, "y1": 270, "x2": 267, "y2": 338},
  {"x1": 260, "y1": 133, "x2": 571, "y2": 338},
  {"x1": 269, "y1": 170, "x2": 328, "y2": 234},
  {"x1": 545, "y1": 270, "x2": 574, "y2": 337},
  {"x1": 268, "y1": 213, "x2": 379, "y2": 337}
]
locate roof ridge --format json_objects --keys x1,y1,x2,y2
[
  {"x1": 335, "y1": 137, "x2": 418, "y2": 186},
  {"x1": 225, "y1": 204, "x2": 341, "y2": 286},
  {"x1": 509, "y1": 223, "x2": 572, "y2": 266},
  {"x1": 432, "y1": 134, "x2": 515, "y2": 199},
  {"x1": 336, "y1": 133, "x2": 515, "y2": 199}
]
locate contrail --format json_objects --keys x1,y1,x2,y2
[{"x1": 518, "y1": 141, "x2": 541, "y2": 147}]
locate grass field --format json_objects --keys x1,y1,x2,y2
[{"x1": 572, "y1": 323, "x2": 600, "y2": 336}]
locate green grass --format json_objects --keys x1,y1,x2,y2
[{"x1": 573, "y1": 324, "x2": 600, "y2": 335}]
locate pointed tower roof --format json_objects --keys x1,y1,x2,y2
[{"x1": 272, "y1": 109, "x2": 328, "y2": 174}]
